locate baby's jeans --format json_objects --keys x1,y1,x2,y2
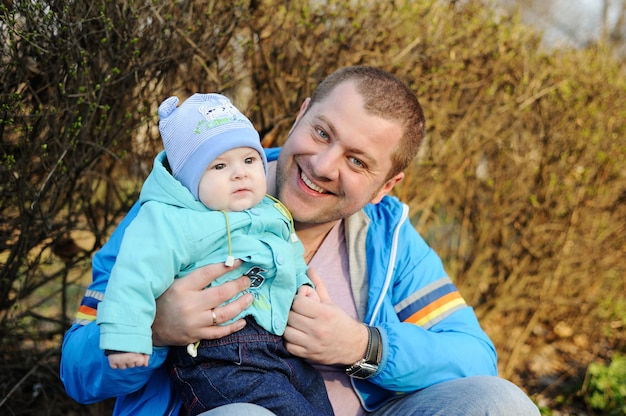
[{"x1": 170, "y1": 317, "x2": 333, "y2": 416}]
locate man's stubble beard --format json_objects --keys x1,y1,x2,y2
[{"x1": 275, "y1": 158, "x2": 343, "y2": 226}]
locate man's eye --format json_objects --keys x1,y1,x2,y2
[
  {"x1": 317, "y1": 128, "x2": 329, "y2": 141},
  {"x1": 349, "y1": 157, "x2": 364, "y2": 168}
]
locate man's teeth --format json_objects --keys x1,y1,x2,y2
[{"x1": 301, "y1": 172, "x2": 326, "y2": 193}]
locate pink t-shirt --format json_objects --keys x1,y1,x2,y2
[{"x1": 309, "y1": 221, "x2": 366, "y2": 416}]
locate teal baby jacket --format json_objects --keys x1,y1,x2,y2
[{"x1": 96, "y1": 151, "x2": 310, "y2": 355}]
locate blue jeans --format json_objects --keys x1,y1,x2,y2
[
  {"x1": 198, "y1": 376, "x2": 538, "y2": 416},
  {"x1": 199, "y1": 403, "x2": 276, "y2": 416},
  {"x1": 170, "y1": 317, "x2": 333, "y2": 416},
  {"x1": 371, "y1": 375, "x2": 540, "y2": 415}
]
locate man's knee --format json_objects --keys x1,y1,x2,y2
[
  {"x1": 468, "y1": 376, "x2": 540, "y2": 415},
  {"x1": 372, "y1": 376, "x2": 539, "y2": 416},
  {"x1": 197, "y1": 403, "x2": 276, "y2": 416}
]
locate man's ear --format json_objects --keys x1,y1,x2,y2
[
  {"x1": 370, "y1": 172, "x2": 404, "y2": 204},
  {"x1": 295, "y1": 97, "x2": 311, "y2": 123},
  {"x1": 287, "y1": 97, "x2": 311, "y2": 136}
]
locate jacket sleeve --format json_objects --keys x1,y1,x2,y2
[
  {"x1": 60, "y1": 202, "x2": 169, "y2": 403},
  {"x1": 293, "y1": 241, "x2": 313, "y2": 289},
  {"x1": 361, "y1": 204, "x2": 497, "y2": 398},
  {"x1": 97, "y1": 202, "x2": 187, "y2": 355}
]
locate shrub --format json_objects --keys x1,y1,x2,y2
[
  {"x1": 583, "y1": 354, "x2": 626, "y2": 415},
  {"x1": 1, "y1": 0, "x2": 624, "y2": 414}
]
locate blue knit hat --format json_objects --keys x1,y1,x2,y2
[{"x1": 158, "y1": 93, "x2": 267, "y2": 199}]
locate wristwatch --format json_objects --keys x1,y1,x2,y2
[{"x1": 345, "y1": 325, "x2": 382, "y2": 379}]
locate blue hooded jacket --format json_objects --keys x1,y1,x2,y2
[{"x1": 61, "y1": 148, "x2": 497, "y2": 414}]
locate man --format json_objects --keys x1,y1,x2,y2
[{"x1": 61, "y1": 66, "x2": 539, "y2": 415}]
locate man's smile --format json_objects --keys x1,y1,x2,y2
[{"x1": 300, "y1": 170, "x2": 327, "y2": 194}]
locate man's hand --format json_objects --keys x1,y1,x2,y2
[
  {"x1": 152, "y1": 260, "x2": 253, "y2": 346},
  {"x1": 284, "y1": 268, "x2": 369, "y2": 365}
]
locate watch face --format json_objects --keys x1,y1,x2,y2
[{"x1": 346, "y1": 361, "x2": 378, "y2": 379}]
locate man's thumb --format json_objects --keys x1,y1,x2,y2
[{"x1": 307, "y1": 267, "x2": 331, "y2": 302}]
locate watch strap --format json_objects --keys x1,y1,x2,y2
[
  {"x1": 366, "y1": 326, "x2": 381, "y2": 364},
  {"x1": 345, "y1": 325, "x2": 381, "y2": 379}
]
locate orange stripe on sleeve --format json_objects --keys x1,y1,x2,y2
[
  {"x1": 76, "y1": 304, "x2": 97, "y2": 320},
  {"x1": 405, "y1": 291, "x2": 464, "y2": 324}
]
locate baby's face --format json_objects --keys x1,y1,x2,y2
[{"x1": 197, "y1": 147, "x2": 266, "y2": 211}]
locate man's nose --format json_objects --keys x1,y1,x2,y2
[{"x1": 311, "y1": 147, "x2": 340, "y2": 180}]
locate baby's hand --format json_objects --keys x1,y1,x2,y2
[
  {"x1": 107, "y1": 352, "x2": 150, "y2": 369},
  {"x1": 297, "y1": 285, "x2": 320, "y2": 302}
]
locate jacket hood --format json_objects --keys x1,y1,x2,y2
[{"x1": 139, "y1": 151, "x2": 206, "y2": 211}]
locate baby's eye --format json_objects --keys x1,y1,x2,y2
[
  {"x1": 213, "y1": 163, "x2": 226, "y2": 170},
  {"x1": 244, "y1": 157, "x2": 254, "y2": 164}
]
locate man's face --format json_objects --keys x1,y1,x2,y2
[{"x1": 275, "y1": 81, "x2": 404, "y2": 227}]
